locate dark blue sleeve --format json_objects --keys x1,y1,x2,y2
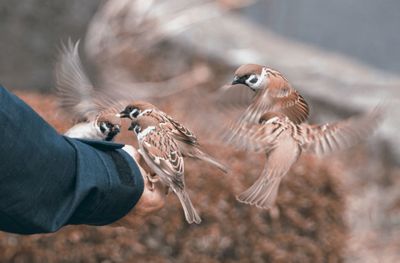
[{"x1": 0, "y1": 86, "x2": 144, "y2": 234}]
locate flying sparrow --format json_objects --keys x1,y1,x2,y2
[
  {"x1": 128, "y1": 113, "x2": 201, "y2": 224},
  {"x1": 55, "y1": 39, "x2": 121, "y2": 141},
  {"x1": 228, "y1": 109, "x2": 382, "y2": 209},
  {"x1": 118, "y1": 101, "x2": 228, "y2": 173},
  {"x1": 229, "y1": 64, "x2": 309, "y2": 124}
]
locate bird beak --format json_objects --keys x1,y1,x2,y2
[
  {"x1": 231, "y1": 76, "x2": 247, "y2": 85},
  {"x1": 117, "y1": 109, "x2": 130, "y2": 119},
  {"x1": 128, "y1": 123, "x2": 135, "y2": 131}
]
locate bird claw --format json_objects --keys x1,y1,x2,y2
[{"x1": 146, "y1": 174, "x2": 160, "y2": 191}]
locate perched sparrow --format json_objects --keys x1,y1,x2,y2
[
  {"x1": 228, "y1": 109, "x2": 381, "y2": 209},
  {"x1": 118, "y1": 101, "x2": 228, "y2": 173},
  {"x1": 128, "y1": 113, "x2": 201, "y2": 224},
  {"x1": 64, "y1": 113, "x2": 121, "y2": 141},
  {"x1": 55, "y1": 39, "x2": 121, "y2": 141}
]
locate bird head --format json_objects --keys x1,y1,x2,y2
[
  {"x1": 96, "y1": 114, "x2": 121, "y2": 141},
  {"x1": 128, "y1": 114, "x2": 159, "y2": 136},
  {"x1": 231, "y1": 64, "x2": 269, "y2": 91},
  {"x1": 259, "y1": 112, "x2": 288, "y2": 125},
  {"x1": 117, "y1": 101, "x2": 156, "y2": 119}
]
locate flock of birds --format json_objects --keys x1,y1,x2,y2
[{"x1": 56, "y1": 40, "x2": 381, "y2": 224}]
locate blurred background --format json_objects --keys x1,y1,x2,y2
[{"x1": 0, "y1": 0, "x2": 399, "y2": 262}]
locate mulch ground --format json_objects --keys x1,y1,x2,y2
[{"x1": 0, "y1": 90, "x2": 347, "y2": 262}]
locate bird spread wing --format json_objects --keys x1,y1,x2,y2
[
  {"x1": 300, "y1": 107, "x2": 382, "y2": 155},
  {"x1": 225, "y1": 121, "x2": 286, "y2": 153},
  {"x1": 55, "y1": 39, "x2": 100, "y2": 121},
  {"x1": 140, "y1": 128, "x2": 185, "y2": 189},
  {"x1": 237, "y1": 134, "x2": 300, "y2": 209}
]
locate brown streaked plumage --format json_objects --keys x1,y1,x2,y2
[
  {"x1": 118, "y1": 102, "x2": 228, "y2": 173},
  {"x1": 223, "y1": 64, "x2": 309, "y2": 145},
  {"x1": 230, "y1": 65, "x2": 308, "y2": 117},
  {"x1": 129, "y1": 114, "x2": 201, "y2": 224},
  {"x1": 234, "y1": 63, "x2": 264, "y2": 77},
  {"x1": 230, "y1": 108, "x2": 382, "y2": 209}
]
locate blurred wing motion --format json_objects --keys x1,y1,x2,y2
[
  {"x1": 237, "y1": 132, "x2": 301, "y2": 209},
  {"x1": 224, "y1": 121, "x2": 285, "y2": 153},
  {"x1": 55, "y1": 40, "x2": 119, "y2": 121},
  {"x1": 84, "y1": 0, "x2": 247, "y2": 100},
  {"x1": 139, "y1": 128, "x2": 201, "y2": 224},
  {"x1": 85, "y1": 0, "x2": 235, "y2": 63},
  {"x1": 300, "y1": 107, "x2": 383, "y2": 155},
  {"x1": 55, "y1": 39, "x2": 96, "y2": 120}
]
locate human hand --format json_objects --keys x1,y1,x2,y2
[{"x1": 112, "y1": 145, "x2": 167, "y2": 228}]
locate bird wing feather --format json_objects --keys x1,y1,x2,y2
[
  {"x1": 300, "y1": 107, "x2": 382, "y2": 155},
  {"x1": 55, "y1": 39, "x2": 100, "y2": 121},
  {"x1": 140, "y1": 128, "x2": 185, "y2": 189}
]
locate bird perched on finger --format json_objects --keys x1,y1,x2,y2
[
  {"x1": 64, "y1": 113, "x2": 121, "y2": 141},
  {"x1": 117, "y1": 101, "x2": 228, "y2": 173},
  {"x1": 228, "y1": 108, "x2": 382, "y2": 209},
  {"x1": 222, "y1": 64, "x2": 309, "y2": 144},
  {"x1": 128, "y1": 113, "x2": 201, "y2": 224},
  {"x1": 55, "y1": 39, "x2": 121, "y2": 141}
]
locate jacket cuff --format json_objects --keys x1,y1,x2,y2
[{"x1": 66, "y1": 139, "x2": 144, "y2": 226}]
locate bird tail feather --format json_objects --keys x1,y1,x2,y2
[
  {"x1": 237, "y1": 176, "x2": 281, "y2": 209},
  {"x1": 187, "y1": 148, "x2": 228, "y2": 174},
  {"x1": 197, "y1": 152, "x2": 228, "y2": 174},
  {"x1": 175, "y1": 190, "x2": 202, "y2": 224}
]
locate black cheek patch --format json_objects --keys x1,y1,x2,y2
[{"x1": 99, "y1": 124, "x2": 106, "y2": 133}]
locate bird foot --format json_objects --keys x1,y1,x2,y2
[{"x1": 146, "y1": 173, "x2": 160, "y2": 191}]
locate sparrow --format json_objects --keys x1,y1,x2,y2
[
  {"x1": 117, "y1": 101, "x2": 228, "y2": 173},
  {"x1": 128, "y1": 113, "x2": 201, "y2": 224},
  {"x1": 230, "y1": 64, "x2": 309, "y2": 124},
  {"x1": 222, "y1": 64, "x2": 309, "y2": 144},
  {"x1": 64, "y1": 113, "x2": 121, "y2": 141},
  {"x1": 55, "y1": 39, "x2": 121, "y2": 141},
  {"x1": 228, "y1": 109, "x2": 382, "y2": 209}
]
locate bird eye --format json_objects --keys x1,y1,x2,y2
[
  {"x1": 134, "y1": 125, "x2": 141, "y2": 134},
  {"x1": 248, "y1": 74, "x2": 258, "y2": 84}
]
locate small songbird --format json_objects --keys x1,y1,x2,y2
[
  {"x1": 128, "y1": 113, "x2": 201, "y2": 224},
  {"x1": 228, "y1": 109, "x2": 382, "y2": 209},
  {"x1": 55, "y1": 39, "x2": 121, "y2": 141},
  {"x1": 64, "y1": 113, "x2": 121, "y2": 141},
  {"x1": 229, "y1": 64, "x2": 309, "y2": 124},
  {"x1": 118, "y1": 101, "x2": 228, "y2": 173}
]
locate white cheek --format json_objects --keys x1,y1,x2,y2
[{"x1": 247, "y1": 76, "x2": 265, "y2": 90}]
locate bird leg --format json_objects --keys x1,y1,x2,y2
[{"x1": 146, "y1": 173, "x2": 160, "y2": 191}]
